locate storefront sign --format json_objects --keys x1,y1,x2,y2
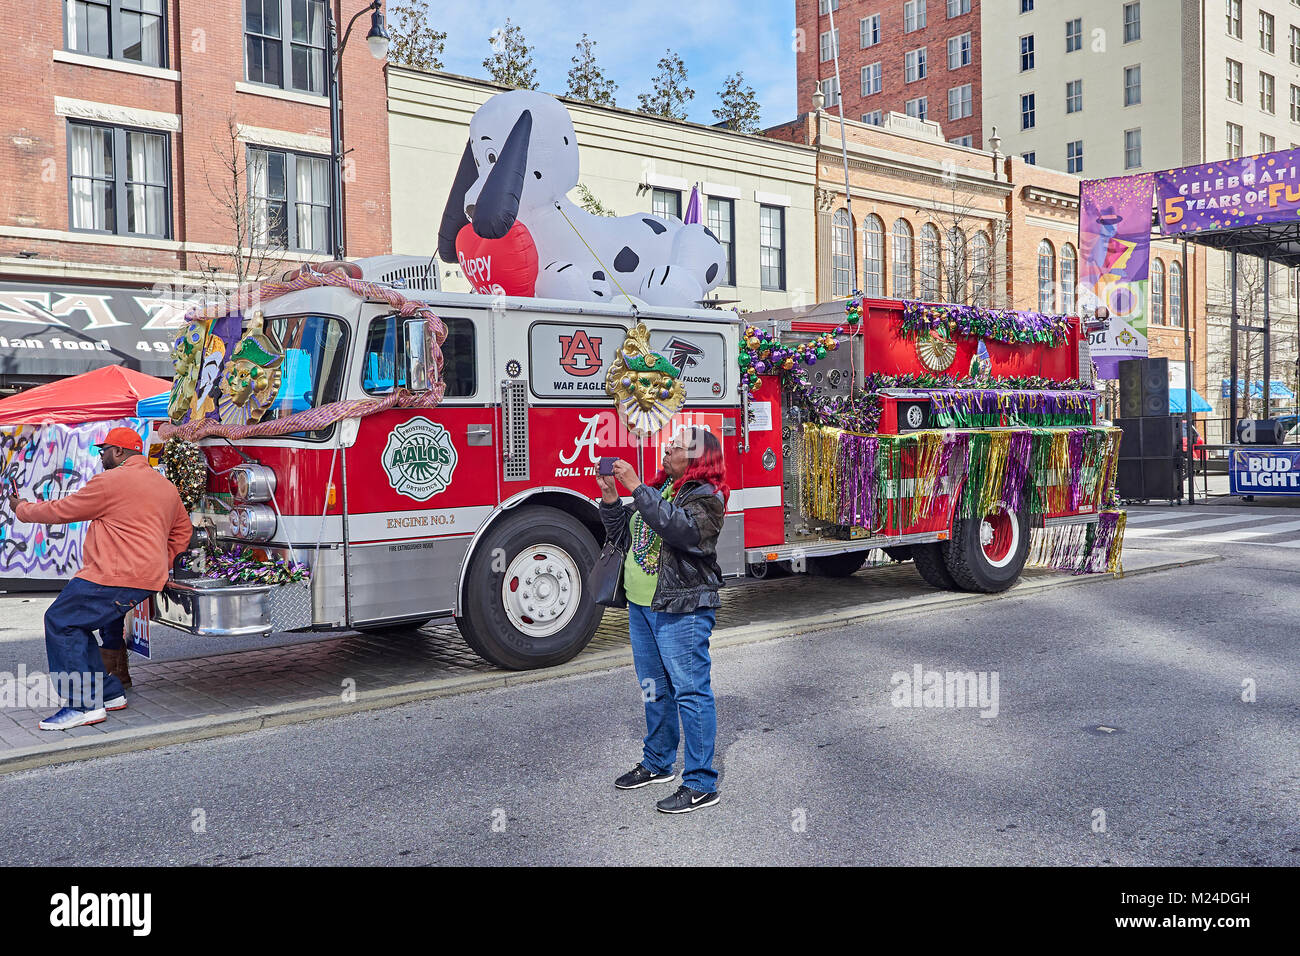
[
  {"x1": 1156, "y1": 150, "x2": 1300, "y2": 234},
  {"x1": 1229, "y1": 448, "x2": 1300, "y2": 495}
]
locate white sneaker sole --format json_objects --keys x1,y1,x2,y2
[{"x1": 615, "y1": 772, "x2": 677, "y2": 790}]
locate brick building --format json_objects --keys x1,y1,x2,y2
[
  {"x1": 0, "y1": 0, "x2": 390, "y2": 389},
  {"x1": 796, "y1": 0, "x2": 983, "y2": 148}
]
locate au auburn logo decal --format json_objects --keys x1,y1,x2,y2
[
  {"x1": 557, "y1": 330, "x2": 602, "y2": 376},
  {"x1": 382, "y1": 417, "x2": 458, "y2": 501}
]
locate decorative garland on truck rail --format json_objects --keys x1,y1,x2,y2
[{"x1": 900, "y1": 300, "x2": 1072, "y2": 347}]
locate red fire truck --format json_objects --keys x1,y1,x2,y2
[{"x1": 152, "y1": 257, "x2": 1104, "y2": 670}]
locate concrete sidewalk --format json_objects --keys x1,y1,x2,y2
[{"x1": 0, "y1": 548, "x2": 1213, "y2": 774}]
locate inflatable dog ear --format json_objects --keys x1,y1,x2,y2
[
  {"x1": 471, "y1": 110, "x2": 532, "y2": 240},
  {"x1": 437, "y1": 143, "x2": 478, "y2": 264}
]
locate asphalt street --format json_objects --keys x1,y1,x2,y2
[{"x1": 0, "y1": 504, "x2": 1295, "y2": 865}]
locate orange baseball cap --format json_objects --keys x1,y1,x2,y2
[{"x1": 95, "y1": 427, "x2": 143, "y2": 453}]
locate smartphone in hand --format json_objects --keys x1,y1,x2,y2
[{"x1": 598, "y1": 456, "x2": 617, "y2": 476}]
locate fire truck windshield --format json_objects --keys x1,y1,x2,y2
[{"x1": 259, "y1": 312, "x2": 349, "y2": 438}]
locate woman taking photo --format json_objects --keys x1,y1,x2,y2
[{"x1": 598, "y1": 425, "x2": 728, "y2": 814}]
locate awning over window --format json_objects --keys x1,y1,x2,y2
[
  {"x1": 1170, "y1": 387, "x2": 1213, "y2": 413},
  {"x1": 1220, "y1": 379, "x2": 1296, "y2": 400},
  {"x1": 0, "y1": 279, "x2": 186, "y2": 379}
]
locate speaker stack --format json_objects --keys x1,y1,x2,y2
[{"x1": 1116, "y1": 358, "x2": 1178, "y2": 501}]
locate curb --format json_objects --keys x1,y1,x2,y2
[{"x1": 0, "y1": 549, "x2": 1218, "y2": 776}]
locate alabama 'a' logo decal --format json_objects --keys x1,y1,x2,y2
[
  {"x1": 382, "y1": 417, "x2": 458, "y2": 502},
  {"x1": 557, "y1": 330, "x2": 603, "y2": 377}
]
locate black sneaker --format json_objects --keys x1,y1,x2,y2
[
  {"x1": 614, "y1": 763, "x2": 677, "y2": 790},
  {"x1": 655, "y1": 785, "x2": 720, "y2": 813}
]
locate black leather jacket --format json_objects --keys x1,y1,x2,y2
[{"x1": 599, "y1": 479, "x2": 726, "y2": 614}]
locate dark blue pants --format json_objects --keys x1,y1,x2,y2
[{"x1": 45, "y1": 577, "x2": 150, "y2": 709}]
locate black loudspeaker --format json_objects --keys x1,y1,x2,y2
[
  {"x1": 1118, "y1": 359, "x2": 1145, "y2": 419},
  {"x1": 1237, "y1": 419, "x2": 1288, "y2": 444},
  {"x1": 1141, "y1": 415, "x2": 1175, "y2": 457},
  {"x1": 1117, "y1": 459, "x2": 1144, "y2": 499},
  {"x1": 1115, "y1": 416, "x2": 1180, "y2": 500},
  {"x1": 1142, "y1": 358, "x2": 1169, "y2": 416},
  {"x1": 1117, "y1": 417, "x2": 1143, "y2": 459},
  {"x1": 1142, "y1": 458, "x2": 1177, "y2": 499}
]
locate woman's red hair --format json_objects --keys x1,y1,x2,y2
[{"x1": 651, "y1": 425, "x2": 730, "y2": 505}]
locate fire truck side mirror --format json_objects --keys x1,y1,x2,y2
[{"x1": 404, "y1": 319, "x2": 432, "y2": 393}]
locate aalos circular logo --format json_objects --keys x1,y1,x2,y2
[{"x1": 382, "y1": 417, "x2": 458, "y2": 501}]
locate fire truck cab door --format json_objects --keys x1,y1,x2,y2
[{"x1": 341, "y1": 308, "x2": 498, "y2": 626}]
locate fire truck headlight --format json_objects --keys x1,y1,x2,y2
[
  {"x1": 229, "y1": 464, "x2": 276, "y2": 503},
  {"x1": 229, "y1": 505, "x2": 276, "y2": 543}
]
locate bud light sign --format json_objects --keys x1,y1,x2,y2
[{"x1": 1229, "y1": 448, "x2": 1300, "y2": 495}]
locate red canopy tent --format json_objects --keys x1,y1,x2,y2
[{"x1": 0, "y1": 366, "x2": 170, "y2": 425}]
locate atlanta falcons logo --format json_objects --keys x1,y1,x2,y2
[{"x1": 664, "y1": 337, "x2": 705, "y2": 373}]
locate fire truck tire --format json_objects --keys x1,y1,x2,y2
[
  {"x1": 808, "y1": 551, "x2": 867, "y2": 577},
  {"x1": 456, "y1": 506, "x2": 602, "y2": 670},
  {"x1": 942, "y1": 505, "x2": 1031, "y2": 593},
  {"x1": 911, "y1": 543, "x2": 961, "y2": 590}
]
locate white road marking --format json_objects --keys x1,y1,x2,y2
[{"x1": 1124, "y1": 515, "x2": 1273, "y2": 535}]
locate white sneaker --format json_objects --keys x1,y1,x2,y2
[
  {"x1": 104, "y1": 695, "x2": 127, "y2": 712},
  {"x1": 38, "y1": 706, "x2": 107, "y2": 730}
]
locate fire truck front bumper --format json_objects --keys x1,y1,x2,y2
[{"x1": 149, "y1": 574, "x2": 319, "y2": 637}]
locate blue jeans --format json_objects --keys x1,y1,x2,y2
[
  {"x1": 45, "y1": 577, "x2": 150, "y2": 709},
  {"x1": 627, "y1": 602, "x2": 718, "y2": 793}
]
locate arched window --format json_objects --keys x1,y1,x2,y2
[
  {"x1": 920, "y1": 223, "x2": 941, "y2": 300},
  {"x1": 831, "y1": 209, "x2": 852, "y2": 297},
  {"x1": 863, "y1": 215, "x2": 885, "y2": 296},
  {"x1": 1060, "y1": 243, "x2": 1077, "y2": 314},
  {"x1": 1169, "y1": 261, "x2": 1183, "y2": 326},
  {"x1": 891, "y1": 218, "x2": 914, "y2": 299},
  {"x1": 1149, "y1": 259, "x2": 1165, "y2": 325},
  {"x1": 1037, "y1": 239, "x2": 1055, "y2": 312},
  {"x1": 970, "y1": 231, "x2": 992, "y2": 307},
  {"x1": 946, "y1": 226, "x2": 968, "y2": 302}
]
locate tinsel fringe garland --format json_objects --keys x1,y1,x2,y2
[{"x1": 1027, "y1": 510, "x2": 1126, "y2": 575}]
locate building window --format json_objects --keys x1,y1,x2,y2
[
  {"x1": 1226, "y1": 58, "x2": 1242, "y2": 101},
  {"x1": 818, "y1": 0, "x2": 839, "y2": 12},
  {"x1": 905, "y1": 48, "x2": 928, "y2": 82},
  {"x1": 1021, "y1": 0, "x2": 1033, "y2": 12},
  {"x1": 1061, "y1": 243, "x2": 1077, "y2": 313},
  {"x1": 905, "y1": 96, "x2": 928, "y2": 120},
  {"x1": 920, "y1": 224, "x2": 940, "y2": 301},
  {"x1": 864, "y1": 215, "x2": 885, "y2": 297},
  {"x1": 1169, "y1": 261, "x2": 1183, "y2": 326},
  {"x1": 706, "y1": 197, "x2": 735, "y2": 286},
  {"x1": 948, "y1": 84, "x2": 972, "y2": 120},
  {"x1": 819, "y1": 28, "x2": 839, "y2": 63},
  {"x1": 948, "y1": 32, "x2": 972, "y2": 69},
  {"x1": 1066, "y1": 78, "x2": 1082, "y2": 113},
  {"x1": 831, "y1": 209, "x2": 853, "y2": 297},
  {"x1": 1227, "y1": 121, "x2": 1243, "y2": 157},
  {"x1": 820, "y1": 76, "x2": 840, "y2": 107},
  {"x1": 1022, "y1": 151, "x2": 1036, "y2": 164},
  {"x1": 862, "y1": 110, "x2": 884, "y2": 125},
  {"x1": 1227, "y1": 0, "x2": 1242, "y2": 38},
  {"x1": 760, "y1": 205, "x2": 785, "y2": 291},
  {"x1": 949, "y1": 134, "x2": 974, "y2": 146},
  {"x1": 1124, "y1": 128, "x2": 1142, "y2": 169},
  {"x1": 1037, "y1": 240, "x2": 1055, "y2": 312},
  {"x1": 1021, "y1": 92, "x2": 1036, "y2": 129},
  {"x1": 1292, "y1": 25, "x2": 1300, "y2": 65},
  {"x1": 891, "y1": 218, "x2": 914, "y2": 299},
  {"x1": 1123, "y1": 2, "x2": 1140, "y2": 43},
  {"x1": 67, "y1": 121, "x2": 170, "y2": 237},
  {"x1": 860, "y1": 14, "x2": 881, "y2": 48},
  {"x1": 1066, "y1": 139, "x2": 1083, "y2": 173},
  {"x1": 971, "y1": 231, "x2": 991, "y2": 307},
  {"x1": 1261, "y1": 72, "x2": 1276, "y2": 112},
  {"x1": 66, "y1": 0, "x2": 168, "y2": 67},
  {"x1": 947, "y1": 0, "x2": 970, "y2": 16},
  {"x1": 1260, "y1": 11, "x2": 1275, "y2": 52},
  {"x1": 245, "y1": 0, "x2": 328, "y2": 95},
  {"x1": 904, "y1": 0, "x2": 927, "y2": 33},
  {"x1": 1124, "y1": 65, "x2": 1141, "y2": 105},
  {"x1": 1020, "y1": 34, "x2": 1035, "y2": 71},
  {"x1": 862, "y1": 62, "x2": 882, "y2": 96},
  {"x1": 651, "y1": 188, "x2": 681, "y2": 220},
  {"x1": 1262, "y1": 132, "x2": 1276, "y2": 152},
  {"x1": 1291, "y1": 84, "x2": 1300, "y2": 121},
  {"x1": 248, "y1": 146, "x2": 330, "y2": 251},
  {"x1": 1066, "y1": 17, "x2": 1082, "y2": 52},
  {"x1": 1150, "y1": 259, "x2": 1165, "y2": 325}
]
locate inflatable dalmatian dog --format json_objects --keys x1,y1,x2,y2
[{"x1": 437, "y1": 90, "x2": 726, "y2": 308}]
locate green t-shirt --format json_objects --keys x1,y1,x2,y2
[{"x1": 623, "y1": 479, "x2": 676, "y2": 607}]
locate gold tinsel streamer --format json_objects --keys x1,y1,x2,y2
[{"x1": 801, "y1": 424, "x2": 843, "y2": 522}]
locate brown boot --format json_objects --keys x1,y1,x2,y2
[{"x1": 101, "y1": 647, "x2": 132, "y2": 689}]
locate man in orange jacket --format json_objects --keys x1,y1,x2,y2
[{"x1": 2, "y1": 428, "x2": 192, "y2": 730}]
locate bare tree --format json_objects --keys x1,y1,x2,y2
[
  {"x1": 912, "y1": 173, "x2": 1008, "y2": 308},
  {"x1": 1209, "y1": 255, "x2": 1300, "y2": 421}
]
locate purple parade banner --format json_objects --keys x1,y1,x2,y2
[
  {"x1": 1156, "y1": 150, "x2": 1300, "y2": 234},
  {"x1": 1078, "y1": 174, "x2": 1153, "y2": 378}
]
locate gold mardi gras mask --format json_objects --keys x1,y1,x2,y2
[{"x1": 607, "y1": 324, "x2": 687, "y2": 437}]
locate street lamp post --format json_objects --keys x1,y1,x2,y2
[{"x1": 326, "y1": 1, "x2": 390, "y2": 260}]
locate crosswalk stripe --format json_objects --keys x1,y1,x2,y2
[
  {"x1": 1123, "y1": 515, "x2": 1273, "y2": 535},
  {"x1": 1124, "y1": 530, "x2": 1300, "y2": 549},
  {"x1": 1195, "y1": 518, "x2": 1300, "y2": 542}
]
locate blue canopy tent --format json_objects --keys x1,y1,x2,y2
[
  {"x1": 1170, "y1": 387, "x2": 1213, "y2": 413},
  {"x1": 1220, "y1": 379, "x2": 1296, "y2": 400},
  {"x1": 135, "y1": 391, "x2": 170, "y2": 419}
]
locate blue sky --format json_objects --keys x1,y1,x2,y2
[{"x1": 424, "y1": 1, "x2": 799, "y2": 128}]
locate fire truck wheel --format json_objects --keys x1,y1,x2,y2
[
  {"x1": 807, "y1": 551, "x2": 867, "y2": 577},
  {"x1": 456, "y1": 506, "x2": 602, "y2": 670},
  {"x1": 911, "y1": 543, "x2": 961, "y2": 590},
  {"x1": 942, "y1": 505, "x2": 1031, "y2": 593}
]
